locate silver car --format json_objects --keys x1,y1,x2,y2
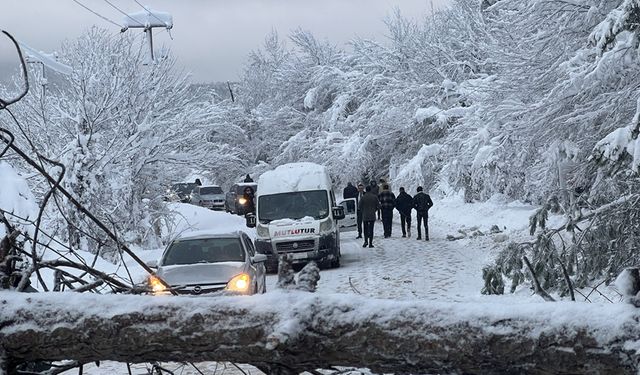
[
  {"x1": 191, "y1": 185, "x2": 226, "y2": 210},
  {"x1": 147, "y1": 231, "x2": 267, "y2": 296}
]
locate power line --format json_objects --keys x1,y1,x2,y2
[
  {"x1": 71, "y1": 0, "x2": 123, "y2": 28},
  {"x1": 102, "y1": 0, "x2": 145, "y2": 26}
]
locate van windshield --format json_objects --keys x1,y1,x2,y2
[{"x1": 258, "y1": 190, "x2": 329, "y2": 223}]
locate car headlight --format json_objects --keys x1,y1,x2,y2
[
  {"x1": 226, "y1": 273, "x2": 251, "y2": 292},
  {"x1": 319, "y1": 218, "x2": 333, "y2": 233},
  {"x1": 257, "y1": 224, "x2": 269, "y2": 237},
  {"x1": 238, "y1": 197, "x2": 247, "y2": 205},
  {"x1": 148, "y1": 275, "x2": 168, "y2": 295}
]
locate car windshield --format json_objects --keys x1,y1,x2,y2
[
  {"x1": 200, "y1": 186, "x2": 223, "y2": 194},
  {"x1": 162, "y1": 238, "x2": 245, "y2": 266},
  {"x1": 236, "y1": 184, "x2": 257, "y2": 194},
  {"x1": 258, "y1": 190, "x2": 329, "y2": 223},
  {"x1": 172, "y1": 183, "x2": 196, "y2": 194}
]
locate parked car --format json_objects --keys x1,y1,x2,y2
[
  {"x1": 192, "y1": 185, "x2": 225, "y2": 210},
  {"x1": 147, "y1": 230, "x2": 267, "y2": 296},
  {"x1": 225, "y1": 182, "x2": 258, "y2": 215},
  {"x1": 166, "y1": 182, "x2": 198, "y2": 203}
]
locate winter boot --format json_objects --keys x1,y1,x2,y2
[
  {"x1": 363, "y1": 241, "x2": 368, "y2": 248},
  {"x1": 407, "y1": 228, "x2": 411, "y2": 237}
]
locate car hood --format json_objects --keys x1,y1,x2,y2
[{"x1": 157, "y1": 262, "x2": 246, "y2": 286}]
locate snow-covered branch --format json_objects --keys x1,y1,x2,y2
[{"x1": 2, "y1": 291, "x2": 640, "y2": 374}]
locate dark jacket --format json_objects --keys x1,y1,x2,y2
[
  {"x1": 370, "y1": 183, "x2": 379, "y2": 196},
  {"x1": 378, "y1": 189, "x2": 396, "y2": 210},
  {"x1": 413, "y1": 192, "x2": 433, "y2": 213},
  {"x1": 395, "y1": 191, "x2": 413, "y2": 215},
  {"x1": 359, "y1": 192, "x2": 380, "y2": 221},
  {"x1": 356, "y1": 190, "x2": 365, "y2": 208},
  {"x1": 343, "y1": 184, "x2": 358, "y2": 200}
]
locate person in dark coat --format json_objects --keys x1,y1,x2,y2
[
  {"x1": 378, "y1": 184, "x2": 396, "y2": 238},
  {"x1": 355, "y1": 183, "x2": 365, "y2": 239},
  {"x1": 343, "y1": 182, "x2": 358, "y2": 200},
  {"x1": 369, "y1": 180, "x2": 379, "y2": 195},
  {"x1": 369, "y1": 180, "x2": 380, "y2": 220},
  {"x1": 359, "y1": 185, "x2": 380, "y2": 248},
  {"x1": 243, "y1": 186, "x2": 256, "y2": 214},
  {"x1": 243, "y1": 174, "x2": 254, "y2": 183},
  {"x1": 395, "y1": 187, "x2": 413, "y2": 238},
  {"x1": 413, "y1": 186, "x2": 433, "y2": 240}
]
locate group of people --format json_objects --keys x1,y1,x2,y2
[{"x1": 343, "y1": 180, "x2": 433, "y2": 248}]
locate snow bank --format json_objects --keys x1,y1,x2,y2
[
  {"x1": 258, "y1": 162, "x2": 331, "y2": 195},
  {"x1": 0, "y1": 162, "x2": 38, "y2": 237},
  {"x1": 431, "y1": 192, "x2": 538, "y2": 234}
]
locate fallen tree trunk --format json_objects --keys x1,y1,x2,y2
[{"x1": 1, "y1": 291, "x2": 640, "y2": 374}]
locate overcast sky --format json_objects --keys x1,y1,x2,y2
[{"x1": 1, "y1": 1, "x2": 449, "y2": 82}]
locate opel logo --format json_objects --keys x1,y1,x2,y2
[
  {"x1": 193, "y1": 286, "x2": 202, "y2": 294},
  {"x1": 292, "y1": 242, "x2": 298, "y2": 249}
]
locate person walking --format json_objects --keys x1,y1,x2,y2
[
  {"x1": 370, "y1": 180, "x2": 380, "y2": 220},
  {"x1": 343, "y1": 182, "x2": 358, "y2": 200},
  {"x1": 413, "y1": 186, "x2": 433, "y2": 241},
  {"x1": 355, "y1": 183, "x2": 365, "y2": 239},
  {"x1": 378, "y1": 184, "x2": 396, "y2": 238},
  {"x1": 359, "y1": 185, "x2": 379, "y2": 248},
  {"x1": 243, "y1": 174, "x2": 254, "y2": 183},
  {"x1": 395, "y1": 187, "x2": 413, "y2": 238}
]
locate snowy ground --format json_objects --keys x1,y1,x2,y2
[{"x1": 67, "y1": 194, "x2": 566, "y2": 374}]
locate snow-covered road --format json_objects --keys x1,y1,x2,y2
[{"x1": 295, "y1": 220, "x2": 488, "y2": 302}]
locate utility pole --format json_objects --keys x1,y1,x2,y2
[
  {"x1": 121, "y1": 7, "x2": 173, "y2": 62},
  {"x1": 25, "y1": 57, "x2": 47, "y2": 118}
]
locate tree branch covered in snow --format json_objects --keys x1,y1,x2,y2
[{"x1": 2, "y1": 291, "x2": 640, "y2": 374}]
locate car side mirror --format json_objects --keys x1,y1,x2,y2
[
  {"x1": 146, "y1": 259, "x2": 159, "y2": 268},
  {"x1": 252, "y1": 253, "x2": 267, "y2": 263},
  {"x1": 332, "y1": 206, "x2": 345, "y2": 220},
  {"x1": 245, "y1": 213, "x2": 256, "y2": 228}
]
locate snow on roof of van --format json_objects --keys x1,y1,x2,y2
[{"x1": 258, "y1": 162, "x2": 331, "y2": 195}]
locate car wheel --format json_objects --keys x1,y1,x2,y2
[{"x1": 331, "y1": 256, "x2": 340, "y2": 268}]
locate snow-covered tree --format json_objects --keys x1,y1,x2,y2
[{"x1": 9, "y1": 28, "x2": 244, "y2": 253}]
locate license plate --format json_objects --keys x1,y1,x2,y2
[{"x1": 291, "y1": 252, "x2": 309, "y2": 260}]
